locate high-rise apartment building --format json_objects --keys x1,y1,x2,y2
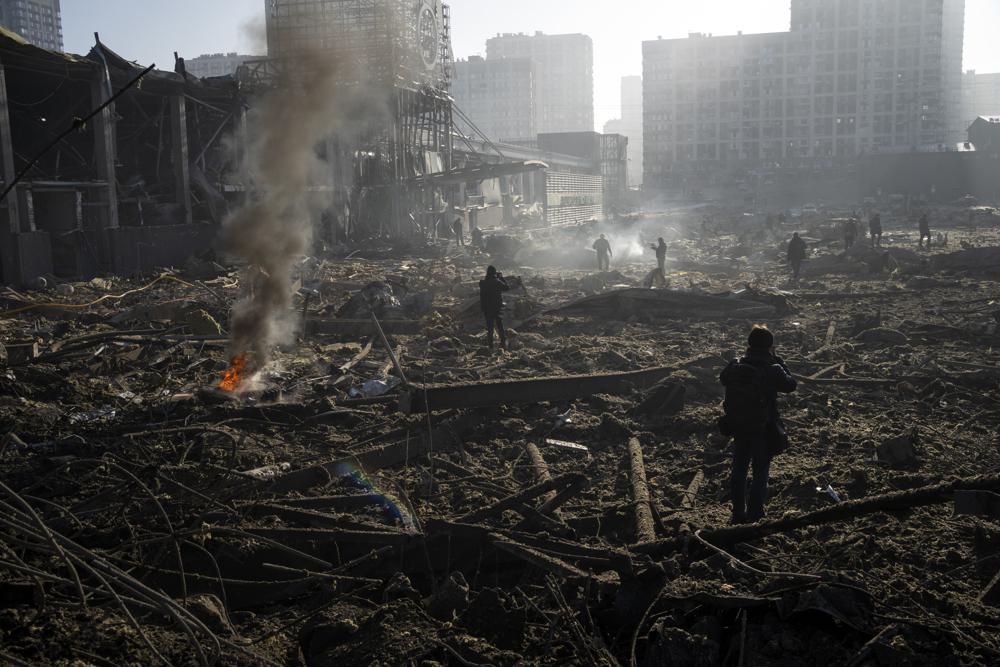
[
  {"x1": 452, "y1": 56, "x2": 535, "y2": 142},
  {"x1": 0, "y1": 0, "x2": 62, "y2": 52},
  {"x1": 185, "y1": 53, "x2": 262, "y2": 79},
  {"x1": 487, "y1": 32, "x2": 594, "y2": 134},
  {"x1": 604, "y1": 76, "x2": 643, "y2": 187},
  {"x1": 644, "y1": 0, "x2": 966, "y2": 191},
  {"x1": 961, "y1": 71, "x2": 1000, "y2": 135}
]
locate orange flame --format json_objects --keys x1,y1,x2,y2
[{"x1": 218, "y1": 355, "x2": 248, "y2": 393}]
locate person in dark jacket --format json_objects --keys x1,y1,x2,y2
[
  {"x1": 650, "y1": 237, "x2": 667, "y2": 277},
  {"x1": 869, "y1": 214, "x2": 883, "y2": 248},
  {"x1": 918, "y1": 214, "x2": 931, "y2": 250},
  {"x1": 593, "y1": 234, "x2": 613, "y2": 272},
  {"x1": 479, "y1": 266, "x2": 510, "y2": 351},
  {"x1": 787, "y1": 232, "x2": 808, "y2": 281},
  {"x1": 844, "y1": 217, "x2": 858, "y2": 250},
  {"x1": 720, "y1": 326, "x2": 797, "y2": 524},
  {"x1": 452, "y1": 217, "x2": 465, "y2": 246}
]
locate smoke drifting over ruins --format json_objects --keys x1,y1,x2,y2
[
  {"x1": 4, "y1": 2, "x2": 1000, "y2": 666},
  {"x1": 221, "y1": 49, "x2": 389, "y2": 370}
]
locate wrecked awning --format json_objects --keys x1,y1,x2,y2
[{"x1": 410, "y1": 159, "x2": 548, "y2": 186}]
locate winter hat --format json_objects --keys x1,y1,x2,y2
[{"x1": 748, "y1": 326, "x2": 774, "y2": 350}]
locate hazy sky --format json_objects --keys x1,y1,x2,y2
[{"x1": 63, "y1": 0, "x2": 1000, "y2": 131}]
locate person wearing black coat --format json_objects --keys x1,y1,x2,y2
[
  {"x1": 479, "y1": 266, "x2": 510, "y2": 351},
  {"x1": 720, "y1": 327, "x2": 797, "y2": 524}
]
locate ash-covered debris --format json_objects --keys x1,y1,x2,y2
[{"x1": 1, "y1": 202, "x2": 999, "y2": 665}]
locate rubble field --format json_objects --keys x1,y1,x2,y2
[{"x1": 1, "y1": 209, "x2": 999, "y2": 666}]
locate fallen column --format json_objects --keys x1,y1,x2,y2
[
  {"x1": 400, "y1": 365, "x2": 676, "y2": 414},
  {"x1": 626, "y1": 438, "x2": 656, "y2": 544}
]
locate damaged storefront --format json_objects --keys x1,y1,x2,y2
[{"x1": 0, "y1": 29, "x2": 243, "y2": 286}]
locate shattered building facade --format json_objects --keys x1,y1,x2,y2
[
  {"x1": 644, "y1": 0, "x2": 966, "y2": 201},
  {"x1": 0, "y1": 29, "x2": 243, "y2": 287},
  {"x1": 255, "y1": 0, "x2": 456, "y2": 240},
  {"x1": 184, "y1": 52, "x2": 261, "y2": 79}
]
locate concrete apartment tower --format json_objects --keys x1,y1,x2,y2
[
  {"x1": 605, "y1": 75, "x2": 643, "y2": 187},
  {"x1": 643, "y1": 0, "x2": 967, "y2": 194},
  {"x1": 0, "y1": 0, "x2": 62, "y2": 51},
  {"x1": 452, "y1": 56, "x2": 537, "y2": 143},
  {"x1": 487, "y1": 31, "x2": 594, "y2": 134}
]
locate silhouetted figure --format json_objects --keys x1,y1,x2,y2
[
  {"x1": 471, "y1": 226, "x2": 484, "y2": 249},
  {"x1": 844, "y1": 218, "x2": 858, "y2": 250},
  {"x1": 869, "y1": 214, "x2": 883, "y2": 248},
  {"x1": 787, "y1": 232, "x2": 808, "y2": 281},
  {"x1": 479, "y1": 266, "x2": 510, "y2": 351},
  {"x1": 719, "y1": 327, "x2": 797, "y2": 524},
  {"x1": 918, "y1": 214, "x2": 931, "y2": 249},
  {"x1": 593, "y1": 234, "x2": 612, "y2": 272},
  {"x1": 650, "y1": 237, "x2": 667, "y2": 277},
  {"x1": 452, "y1": 217, "x2": 465, "y2": 246}
]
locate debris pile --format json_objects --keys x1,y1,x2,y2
[{"x1": 0, "y1": 209, "x2": 999, "y2": 665}]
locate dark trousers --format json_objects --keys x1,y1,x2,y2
[
  {"x1": 845, "y1": 235, "x2": 855, "y2": 250},
  {"x1": 919, "y1": 232, "x2": 930, "y2": 248},
  {"x1": 597, "y1": 252, "x2": 610, "y2": 272},
  {"x1": 731, "y1": 434, "x2": 772, "y2": 522},
  {"x1": 657, "y1": 257, "x2": 666, "y2": 275},
  {"x1": 486, "y1": 312, "x2": 506, "y2": 349},
  {"x1": 791, "y1": 259, "x2": 803, "y2": 280}
]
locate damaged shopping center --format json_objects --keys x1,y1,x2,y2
[
  {"x1": 0, "y1": 0, "x2": 628, "y2": 287},
  {"x1": 1, "y1": 0, "x2": 1000, "y2": 666}
]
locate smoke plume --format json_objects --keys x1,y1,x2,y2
[{"x1": 221, "y1": 48, "x2": 388, "y2": 369}]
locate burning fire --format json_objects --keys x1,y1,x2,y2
[{"x1": 218, "y1": 355, "x2": 248, "y2": 393}]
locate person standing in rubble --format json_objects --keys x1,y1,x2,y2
[
  {"x1": 479, "y1": 266, "x2": 510, "y2": 351},
  {"x1": 593, "y1": 234, "x2": 613, "y2": 272},
  {"x1": 452, "y1": 216, "x2": 465, "y2": 247},
  {"x1": 869, "y1": 213, "x2": 883, "y2": 248},
  {"x1": 918, "y1": 214, "x2": 931, "y2": 250},
  {"x1": 719, "y1": 326, "x2": 797, "y2": 524},
  {"x1": 471, "y1": 225, "x2": 485, "y2": 249},
  {"x1": 787, "y1": 232, "x2": 808, "y2": 281},
  {"x1": 844, "y1": 217, "x2": 858, "y2": 250},
  {"x1": 650, "y1": 237, "x2": 668, "y2": 278}
]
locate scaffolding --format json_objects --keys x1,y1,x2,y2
[
  {"x1": 238, "y1": 0, "x2": 455, "y2": 239},
  {"x1": 265, "y1": 0, "x2": 452, "y2": 90}
]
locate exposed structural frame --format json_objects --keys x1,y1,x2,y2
[{"x1": 239, "y1": 0, "x2": 456, "y2": 240}]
